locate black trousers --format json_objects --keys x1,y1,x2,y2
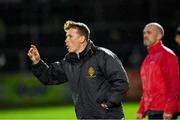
[{"x1": 147, "y1": 111, "x2": 180, "y2": 120}]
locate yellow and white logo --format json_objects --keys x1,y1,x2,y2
[{"x1": 88, "y1": 67, "x2": 96, "y2": 77}]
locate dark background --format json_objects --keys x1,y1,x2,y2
[{"x1": 0, "y1": 0, "x2": 179, "y2": 72}]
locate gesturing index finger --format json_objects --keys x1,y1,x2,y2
[{"x1": 31, "y1": 44, "x2": 38, "y2": 50}]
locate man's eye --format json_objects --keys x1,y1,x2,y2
[{"x1": 67, "y1": 36, "x2": 71, "y2": 39}]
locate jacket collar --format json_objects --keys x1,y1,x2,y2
[
  {"x1": 65, "y1": 40, "x2": 94, "y2": 63},
  {"x1": 147, "y1": 41, "x2": 163, "y2": 54}
]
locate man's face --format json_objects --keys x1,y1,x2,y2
[
  {"x1": 143, "y1": 25, "x2": 161, "y2": 47},
  {"x1": 175, "y1": 34, "x2": 180, "y2": 46},
  {"x1": 65, "y1": 28, "x2": 82, "y2": 53}
]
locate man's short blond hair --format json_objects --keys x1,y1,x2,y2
[{"x1": 64, "y1": 20, "x2": 90, "y2": 40}]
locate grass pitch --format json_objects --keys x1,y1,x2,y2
[{"x1": 0, "y1": 102, "x2": 139, "y2": 120}]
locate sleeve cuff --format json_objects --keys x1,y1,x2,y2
[{"x1": 32, "y1": 60, "x2": 43, "y2": 68}]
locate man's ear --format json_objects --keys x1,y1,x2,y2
[
  {"x1": 80, "y1": 36, "x2": 86, "y2": 43},
  {"x1": 157, "y1": 33, "x2": 162, "y2": 40}
]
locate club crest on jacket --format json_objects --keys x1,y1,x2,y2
[{"x1": 88, "y1": 67, "x2": 96, "y2": 77}]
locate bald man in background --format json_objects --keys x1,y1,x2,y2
[{"x1": 136, "y1": 23, "x2": 180, "y2": 120}]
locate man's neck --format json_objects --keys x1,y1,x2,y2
[{"x1": 76, "y1": 42, "x2": 88, "y2": 58}]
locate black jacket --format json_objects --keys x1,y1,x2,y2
[{"x1": 32, "y1": 42, "x2": 129, "y2": 119}]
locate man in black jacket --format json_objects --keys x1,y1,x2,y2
[{"x1": 27, "y1": 20, "x2": 129, "y2": 119}]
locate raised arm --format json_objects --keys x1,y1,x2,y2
[{"x1": 27, "y1": 45, "x2": 67, "y2": 85}]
